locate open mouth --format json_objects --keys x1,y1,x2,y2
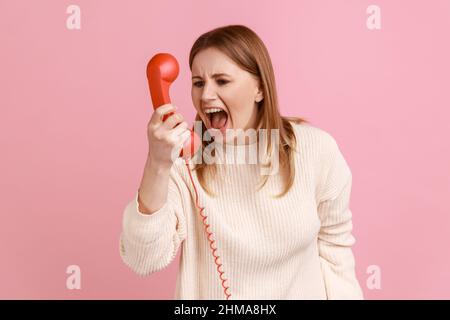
[{"x1": 204, "y1": 107, "x2": 229, "y2": 131}]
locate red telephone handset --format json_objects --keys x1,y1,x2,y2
[
  {"x1": 146, "y1": 53, "x2": 231, "y2": 300},
  {"x1": 146, "y1": 53, "x2": 200, "y2": 159}
]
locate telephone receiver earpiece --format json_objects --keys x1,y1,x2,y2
[{"x1": 146, "y1": 53, "x2": 201, "y2": 159}]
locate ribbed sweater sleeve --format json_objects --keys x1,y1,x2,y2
[
  {"x1": 316, "y1": 133, "x2": 364, "y2": 299},
  {"x1": 119, "y1": 164, "x2": 187, "y2": 277}
]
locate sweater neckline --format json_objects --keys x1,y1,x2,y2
[{"x1": 198, "y1": 138, "x2": 263, "y2": 166}]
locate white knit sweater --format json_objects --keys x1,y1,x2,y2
[{"x1": 119, "y1": 122, "x2": 364, "y2": 300}]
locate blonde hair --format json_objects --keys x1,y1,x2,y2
[{"x1": 189, "y1": 25, "x2": 309, "y2": 198}]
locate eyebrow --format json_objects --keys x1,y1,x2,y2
[{"x1": 192, "y1": 73, "x2": 230, "y2": 80}]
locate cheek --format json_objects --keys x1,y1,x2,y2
[
  {"x1": 191, "y1": 89, "x2": 202, "y2": 109},
  {"x1": 225, "y1": 86, "x2": 255, "y2": 115}
]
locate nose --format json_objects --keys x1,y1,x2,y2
[{"x1": 201, "y1": 81, "x2": 217, "y2": 103}]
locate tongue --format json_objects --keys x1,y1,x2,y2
[{"x1": 211, "y1": 111, "x2": 227, "y2": 129}]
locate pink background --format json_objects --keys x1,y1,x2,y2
[{"x1": 1, "y1": 0, "x2": 449, "y2": 299}]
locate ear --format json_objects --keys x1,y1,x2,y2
[{"x1": 255, "y1": 87, "x2": 264, "y2": 103}]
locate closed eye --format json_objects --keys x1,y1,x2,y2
[{"x1": 193, "y1": 79, "x2": 229, "y2": 88}]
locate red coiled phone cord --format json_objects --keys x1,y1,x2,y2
[{"x1": 184, "y1": 159, "x2": 232, "y2": 300}]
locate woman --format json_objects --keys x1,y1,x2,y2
[{"x1": 119, "y1": 25, "x2": 364, "y2": 300}]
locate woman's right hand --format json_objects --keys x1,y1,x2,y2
[{"x1": 147, "y1": 104, "x2": 191, "y2": 169}]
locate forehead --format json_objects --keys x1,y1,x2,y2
[{"x1": 191, "y1": 47, "x2": 242, "y2": 76}]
